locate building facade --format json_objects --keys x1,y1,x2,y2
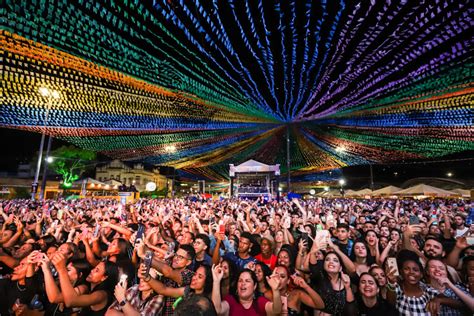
[{"x1": 95, "y1": 160, "x2": 168, "y2": 192}]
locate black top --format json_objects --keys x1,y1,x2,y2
[
  {"x1": 78, "y1": 282, "x2": 113, "y2": 316},
  {"x1": 309, "y1": 261, "x2": 356, "y2": 316},
  {"x1": 356, "y1": 295, "x2": 397, "y2": 316}
]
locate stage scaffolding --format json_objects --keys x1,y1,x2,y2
[{"x1": 229, "y1": 160, "x2": 280, "y2": 199}]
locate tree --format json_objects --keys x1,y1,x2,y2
[{"x1": 48, "y1": 146, "x2": 96, "y2": 187}]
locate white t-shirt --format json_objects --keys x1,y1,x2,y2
[{"x1": 455, "y1": 227, "x2": 468, "y2": 238}]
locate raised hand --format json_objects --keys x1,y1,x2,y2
[
  {"x1": 267, "y1": 270, "x2": 282, "y2": 291},
  {"x1": 245, "y1": 261, "x2": 256, "y2": 271},
  {"x1": 137, "y1": 263, "x2": 148, "y2": 280},
  {"x1": 114, "y1": 282, "x2": 127, "y2": 303},
  {"x1": 455, "y1": 236, "x2": 469, "y2": 250},
  {"x1": 51, "y1": 253, "x2": 67, "y2": 271},
  {"x1": 291, "y1": 275, "x2": 308, "y2": 289},
  {"x1": 434, "y1": 275, "x2": 451, "y2": 287},
  {"x1": 341, "y1": 272, "x2": 351, "y2": 288},
  {"x1": 26, "y1": 250, "x2": 41, "y2": 265},
  {"x1": 212, "y1": 264, "x2": 224, "y2": 282},
  {"x1": 298, "y1": 239, "x2": 308, "y2": 252}
]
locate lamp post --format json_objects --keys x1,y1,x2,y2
[
  {"x1": 31, "y1": 87, "x2": 60, "y2": 200},
  {"x1": 339, "y1": 179, "x2": 346, "y2": 197}
]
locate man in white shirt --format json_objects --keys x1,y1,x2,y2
[{"x1": 454, "y1": 213, "x2": 468, "y2": 237}]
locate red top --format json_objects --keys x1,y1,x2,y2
[
  {"x1": 255, "y1": 253, "x2": 278, "y2": 270},
  {"x1": 224, "y1": 294, "x2": 269, "y2": 316}
]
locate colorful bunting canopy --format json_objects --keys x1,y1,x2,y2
[{"x1": 1, "y1": 0, "x2": 473, "y2": 182}]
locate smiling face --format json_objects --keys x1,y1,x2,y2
[
  {"x1": 172, "y1": 249, "x2": 192, "y2": 269},
  {"x1": 359, "y1": 274, "x2": 379, "y2": 298},
  {"x1": 324, "y1": 253, "x2": 342, "y2": 274},
  {"x1": 427, "y1": 259, "x2": 448, "y2": 280},
  {"x1": 401, "y1": 260, "x2": 422, "y2": 285},
  {"x1": 190, "y1": 266, "x2": 207, "y2": 292},
  {"x1": 237, "y1": 271, "x2": 256, "y2": 301},
  {"x1": 423, "y1": 239, "x2": 445, "y2": 258},
  {"x1": 277, "y1": 250, "x2": 290, "y2": 267}
]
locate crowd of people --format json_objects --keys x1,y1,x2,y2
[{"x1": 0, "y1": 196, "x2": 473, "y2": 315}]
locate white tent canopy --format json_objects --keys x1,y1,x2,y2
[
  {"x1": 344, "y1": 189, "x2": 358, "y2": 197},
  {"x1": 451, "y1": 188, "x2": 471, "y2": 198},
  {"x1": 352, "y1": 188, "x2": 373, "y2": 196},
  {"x1": 394, "y1": 184, "x2": 456, "y2": 197},
  {"x1": 230, "y1": 160, "x2": 280, "y2": 176},
  {"x1": 371, "y1": 185, "x2": 402, "y2": 196}
]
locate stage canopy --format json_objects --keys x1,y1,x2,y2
[{"x1": 2, "y1": 0, "x2": 473, "y2": 181}]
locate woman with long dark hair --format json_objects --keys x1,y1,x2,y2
[
  {"x1": 52, "y1": 254, "x2": 118, "y2": 316},
  {"x1": 106, "y1": 264, "x2": 163, "y2": 316},
  {"x1": 274, "y1": 265, "x2": 324, "y2": 315},
  {"x1": 309, "y1": 252, "x2": 356, "y2": 315},
  {"x1": 146, "y1": 264, "x2": 214, "y2": 298},
  {"x1": 42, "y1": 255, "x2": 91, "y2": 316},
  {"x1": 255, "y1": 261, "x2": 273, "y2": 300},
  {"x1": 356, "y1": 272, "x2": 397, "y2": 315},
  {"x1": 219, "y1": 258, "x2": 238, "y2": 298},
  {"x1": 349, "y1": 240, "x2": 375, "y2": 276}
]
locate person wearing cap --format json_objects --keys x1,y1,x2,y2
[{"x1": 255, "y1": 235, "x2": 277, "y2": 270}]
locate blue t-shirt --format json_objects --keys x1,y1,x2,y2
[{"x1": 224, "y1": 252, "x2": 256, "y2": 271}]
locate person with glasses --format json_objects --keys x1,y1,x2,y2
[{"x1": 137, "y1": 243, "x2": 195, "y2": 316}]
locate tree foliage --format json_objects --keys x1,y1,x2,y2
[{"x1": 48, "y1": 146, "x2": 96, "y2": 187}]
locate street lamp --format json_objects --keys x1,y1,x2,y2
[
  {"x1": 339, "y1": 179, "x2": 346, "y2": 197},
  {"x1": 32, "y1": 87, "x2": 60, "y2": 200},
  {"x1": 46, "y1": 156, "x2": 54, "y2": 163},
  {"x1": 447, "y1": 172, "x2": 453, "y2": 177}
]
